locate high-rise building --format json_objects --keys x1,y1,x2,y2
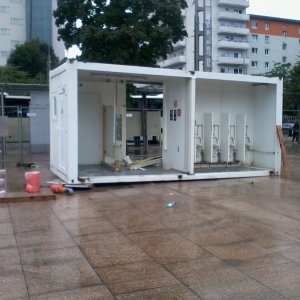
[
  {"x1": 0, "y1": 0, "x2": 27, "y2": 66},
  {"x1": 248, "y1": 15, "x2": 300, "y2": 75},
  {"x1": 0, "y1": 0, "x2": 64, "y2": 67},
  {"x1": 26, "y1": 0, "x2": 52, "y2": 45},
  {"x1": 158, "y1": 0, "x2": 250, "y2": 74}
]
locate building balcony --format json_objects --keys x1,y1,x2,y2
[
  {"x1": 218, "y1": 25, "x2": 250, "y2": 35},
  {"x1": 218, "y1": 40, "x2": 249, "y2": 50},
  {"x1": 218, "y1": 0, "x2": 249, "y2": 8},
  {"x1": 218, "y1": 11, "x2": 249, "y2": 21},
  {"x1": 158, "y1": 55, "x2": 186, "y2": 69},
  {"x1": 217, "y1": 56, "x2": 249, "y2": 65},
  {"x1": 172, "y1": 40, "x2": 186, "y2": 49}
]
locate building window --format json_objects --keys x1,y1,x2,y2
[
  {"x1": 0, "y1": 28, "x2": 10, "y2": 35},
  {"x1": 11, "y1": 40, "x2": 22, "y2": 48},
  {"x1": 234, "y1": 68, "x2": 243, "y2": 74},
  {"x1": 265, "y1": 48, "x2": 269, "y2": 55},
  {"x1": 0, "y1": 51, "x2": 9, "y2": 58},
  {"x1": 251, "y1": 22, "x2": 259, "y2": 29},
  {"x1": 282, "y1": 56, "x2": 287, "y2": 63},
  {"x1": 0, "y1": 6, "x2": 9, "y2": 13},
  {"x1": 251, "y1": 61, "x2": 258, "y2": 68},
  {"x1": 234, "y1": 52, "x2": 239, "y2": 58},
  {"x1": 282, "y1": 43, "x2": 287, "y2": 50},
  {"x1": 265, "y1": 62, "x2": 270, "y2": 69},
  {"x1": 10, "y1": 18, "x2": 23, "y2": 25},
  {"x1": 252, "y1": 34, "x2": 258, "y2": 41},
  {"x1": 234, "y1": 9, "x2": 243, "y2": 14},
  {"x1": 265, "y1": 23, "x2": 270, "y2": 30},
  {"x1": 282, "y1": 31, "x2": 287, "y2": 37},
  {"x1": 220, "y1": 68, "x2": 226, "y2": 73},
  {"x1": 252, "y1": 48, "x2": 258, "y2": 55},
  {"x1": 265, "y1": 36, "x2": 270, "y2": 44}
]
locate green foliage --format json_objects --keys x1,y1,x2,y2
[
  {"x1": 7, "y1": 39, "x2": 59, "y2": 80},
  {"x1": 265, "y1": 62, "x2": 291, "y2": 81},
  {"x1": 54, "y1": 0, "x2": 187, "y2": 66},
  {"x1": 0, "y1": 65, "x2": 49, "y2": 84},
  {"x1": 0, "y1": 66, "x2": 31, "y2": 84},
  {"x1": 288, "y1": 61, "x2": 300, "y2": 95},
  {"x1": 265, "y1": 61, "x2": 300, "y2": 110}
]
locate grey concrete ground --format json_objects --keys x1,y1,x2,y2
[{"x1": 0, "y1": 141, "x2": 300, "y2": 299}]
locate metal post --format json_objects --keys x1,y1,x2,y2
[
  {"x1": 194, "y1": 0, "x2": 200, "y2": 71},
  {"x1": 0, "y1": 88, "x2": 4, "y2": 168},
  {"x1": 18, "y1": 107, "x2": 24, "y2": 165},
  {"x1": 142, "y1": 92, "x2": 148, "y2": 153}
]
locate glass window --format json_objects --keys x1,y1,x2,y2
[
  {"x1": 220, "y1": 68, "x2": 226, "y2": 73},
  {"x1": 11, "y1": 40, "x2": 22, "y2": 48},
  {"x1": 265, "y1": 62, "x2": 270, "y2": 69},
  {"x1": 282, "y1": 43, "x2": 287, "y2": 50},
  {"x1": 252, "y1": 48, "x2": 258, "y2": 55},
  {"x1": 282, "y1": 56, "x2": 287, "y2": 63},
  {"x1": 0, "y1": 6, "x2": 9, "y2": 13},
  {"x1": 0, "y1": 28, "x2": 10, "y2": 35},
  {"x1": 282, "y1": 31, "x2": 287, "y2": 37},
  {"x1": 251, "y1": 22, "x2": 259, "y2": 29},
  {"x1": 265, "y1": 36, "x2": 270, "y2": 43},
  {"x1": 265, "y1": 48, "x2": 269, "y2": 55},
  {"x1": 252, "y1": 34, "x2": 258, "y2": 41},
  {"x1": 251, "y1": 61, "x2": 258, "y2": 68},
  {"x1": 265, "y1": 23, "x2": 270, "y2": 30},
  {"x1": 10, "y1": 18, "x2": 23, "y2": 25},
  {"x1": 0, "y1": 51, "x2": 9, "y2": 58},
  {"x1": 234, "y1": 68, "x2": 243, "y2": 74}
]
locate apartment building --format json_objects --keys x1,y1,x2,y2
[
  {"x1": 0, "y1": 0, "x2": 26, "y2": 66},
  {"x1": 158, "y1": 0, "x2": 250, "y2": 74},
  {"x1": 0, "y1": 0, "x2": 64, "y2": 67},
  {"x1": 248, "y1": 15, "x2": 300, "y2": 75}
]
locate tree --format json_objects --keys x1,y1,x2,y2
[
  {"x1": 7, "y1": 39, "x2": 59, "y2": 80},
  {"x1": 286, "y1": 60, "x2": 300, "y2": 112},
  {"x1": 288, "y1": 60, "x2": 300, "y2": 96},
  {"x1": 54, "y1": 0, "x2": 187, "y2": 66},
  {"x1": 0, "y1": 66, "x2": 31, "y2": 84},
  {"x1": 265, "y1": 62, "x2": 292, "y2": 81}
]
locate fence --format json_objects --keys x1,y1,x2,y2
[
  {"x1": 283, "y1": 110, "x2": 300, "y2": 123},
  {"x1": 0, "y1": 105, "x2": 50, "y2": 168}
]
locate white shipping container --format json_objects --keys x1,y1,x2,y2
[{"x1": 49, "y1": 61, "x2": 282, "y2": 184}]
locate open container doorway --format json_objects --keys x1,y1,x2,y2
[{"x1": 126, "y1": 88, "x2": 163, "y2": 160}]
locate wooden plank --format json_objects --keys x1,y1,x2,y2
[
  {"x1": 276, "y1": 125, "x2": 290, "y2": 177},
  {"x1": 0, "y1": 189, "x2": 56, "y2": 203},
  {"x1": 128, "y1": 157, "x2": 162, "y2": 170}
]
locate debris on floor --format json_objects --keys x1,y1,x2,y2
[
  {"x1": 127, "y1": 156, "x2": 162, "y2": 170},
  {"x1": 165, "y1": 201, "x2": 176, "y2": 208},
  {"x1": 102, "y1": 156, "x2": 121, "y2": 172},
  {"x1": 50, "y1": 183, "x2": 74, "y2": 195}
]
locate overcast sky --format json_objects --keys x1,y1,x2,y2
[{"x1": 247, "y1": 0, "x2": 300, "y2": 20}]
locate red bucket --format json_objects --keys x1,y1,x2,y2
[{"x1": 25, "y1": 171, "x2": 40, "y2": 193}]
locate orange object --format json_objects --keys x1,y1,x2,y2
[
  {"x1": 50, "y1": 184, "x2": 65, "y2": 194},
  {"x1": 25, "y1": 171, "x2": 40, "y2": 193}
]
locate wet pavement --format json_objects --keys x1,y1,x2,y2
[{"x1": 0, "y1": 142, "x2": 300, "y2": 299}]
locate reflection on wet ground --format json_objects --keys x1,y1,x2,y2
[{"x1": 0, "y1": 138, "x2": 300, "y2": 299}]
